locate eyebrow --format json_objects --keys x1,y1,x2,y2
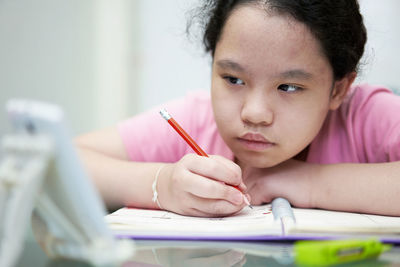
[
  {"x1": 215, "y1": 59, "x2": 246, "y2": 73},
  {"x1": 216, "y1": 59, "x2": 313, "y2": 80},
  {"x1": 279, "y1": 69, "x2": 313, "y2": 80}
]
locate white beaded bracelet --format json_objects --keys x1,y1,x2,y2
[{"x1": 152, "y1": 165, "x2": 166, "y2": 209}]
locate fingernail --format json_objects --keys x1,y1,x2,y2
[{"x1": 241, "y1": 183, "x2": 247, "y2": 191}]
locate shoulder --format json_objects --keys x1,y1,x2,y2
[
  {"x1": 162, "y1": 90, "x2": 213, "y2": 129},
  {"x1": 181, "y1": 90, "x2": 212, "y2": 114},
  {"x1": 344, "y1": 83, "x2": 397, "y2": 109},
  {"x1": 337, "y1": 83, "x2": 400, "y2": 162},
  {"x1": 309, "y1": 83, "x2": 400, "y2": 163},
  {"x1": 120, "y1": 90, "x2": 212, "y2": 129},
  {"x1": 341, "y1": 83, "x2": 400, "y2": 128},
  {"x1": 348, "y1": 84, "x2": 400, "y2": 162},
  {"x1": 159, "y1": 90, "x2": 232, "y2": 159},
  {"x1": 117, "y1": 90, "x2": 215, "y2": 161},
  {"x1": 183, "y1": 90, "x2": 214, "y2": 125}
]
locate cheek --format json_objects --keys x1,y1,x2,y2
[
  {"x1": 276, "y1": 93, "x2": 329, "y2": 135},
  {"x1": 211, "y1": 88, "x2": 243, "y2": 141},
  {"x1": 212, "y1": 94, "x2": 236, "y2": 126},
  {"x1": 211, "y1": 87, "x2": 228, "y2": 127},
  {"x1": 278, "y1": 97, "x2": 330, "y2": 146},
  {"x1": 211, "y1": 83, "x2": 239, "y2": 119}
]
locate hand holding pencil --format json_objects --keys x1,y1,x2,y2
[{"x1": 158, "y1": 109, "x2": 252, "y2": 216}]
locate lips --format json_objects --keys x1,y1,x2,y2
[
  {"x1": 237, "y1": 133, "x2": 274, "y2": 151},
  {"x1": 240, "y1": 133, "x2": 270, "y2": 142}
]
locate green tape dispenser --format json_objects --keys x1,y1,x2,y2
[{"x1": 294, "y1": 239, "x2": 392, "y2": 266}]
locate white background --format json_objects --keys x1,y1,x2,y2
[{"x1": 0, "y1": 0, "x2": 399, "y2": 137}]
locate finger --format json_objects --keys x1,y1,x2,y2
[
  {"x1": 247, "y1": 185, "x2": 269, "y2": 205},
  {"x1": 188, "y1": 196, "x2": 246, "y2": 216},
  {"x1": 209, "y1": 155, "x2": 246, "y2": 191},
  {"x1": 209, "y1": 155, "x2": 242, "y2": 176},
  {"x1": 182, "y1": 207, "x2": 217, "y2": 217},
  {"x1": 183, "y1": 154, "x2": 243, "y2": 188},
  {"x1": 182, "y1": 173, "x2": 245, "y2": 205},
  {"x1": 176, "y1": 205, "x2": 225, "y2": 217}
]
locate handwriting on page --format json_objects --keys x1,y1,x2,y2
[{"x1": 106, "y1": 205, "x2": 276, "y2": 233}]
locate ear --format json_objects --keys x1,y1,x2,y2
[{"x1": 329, "y1": 72, "x2": 357, "y2": 110}]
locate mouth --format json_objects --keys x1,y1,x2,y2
[{"x1": 237, "y1": 133, "x2": 275, "y2": 151}]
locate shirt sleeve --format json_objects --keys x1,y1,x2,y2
[
  {"x1": 117, "y1": 95, "x2": 196, "y2": 163},
  {"x1": 350, "y1": 84, "x2": 400, "y2": 162}
]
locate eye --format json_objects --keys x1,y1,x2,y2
[
  {"x1": 224, "y1": 76, "x2": 245, "y2": 85},
  {"x1": 278, "y1": 84, "x2": 303, "y2": 92}
]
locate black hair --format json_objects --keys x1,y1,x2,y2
[{"x1": 193, "y1": 0, "x2": 367, "y2": 80}]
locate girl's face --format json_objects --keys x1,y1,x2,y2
[{"x1": 211, "y1": 5, "x2": 346, "y2": 168}]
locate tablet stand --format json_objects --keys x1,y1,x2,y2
[{"x1": 0, "y1": 133, "x2": 133, "y2": 267}]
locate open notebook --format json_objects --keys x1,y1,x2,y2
[{"x1": 106, "y1": 198, "x2": 400, "y2": 243}]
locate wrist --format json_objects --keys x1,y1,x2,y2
[
  {"x1": 307, "y1": 163, "x2": 321, "y2": 209},
  {"x1": 269, "y1": 160, "x2": 318, "y2": 208},
  {"x1": 154, "y1": 163, "x2": 174, "y2": 211},
  {"x1": 152, "y1": 164, "x2": 167, "y2": 209}
]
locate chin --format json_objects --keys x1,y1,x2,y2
[
  {"x1": 254, "y1": 160, "x2": 280, "y2": 168},
  {"x1": 237, "y1": 153, "x2": 281, "y2": 168}
]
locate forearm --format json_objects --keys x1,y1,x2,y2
[
  {"x1": 76, "y1": 147, "x2": 165, "y2": 211},
  {"x1": 311, "y1": 162, "x2": 400, "y2": 216}
]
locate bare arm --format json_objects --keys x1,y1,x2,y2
[
  {"x1": 75, "y1": 127, "x2": 248, "y2": 216},
  {"x1": 245, "y1": 159, "x2": 400, "y2": 216},
  {"x1": 310, "y1": 161, "x2": 400, "y2": 216},
  {"x1": 75, "y1": 127, "x2": 163, "y2": 210}
]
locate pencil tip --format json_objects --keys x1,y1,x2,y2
[{"x1": 249, "y1": 205, "x2": 253, "y2": 209}]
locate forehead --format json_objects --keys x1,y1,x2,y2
[{"x1": 214, "y1": 5, "x2": 332, "y2": 78}]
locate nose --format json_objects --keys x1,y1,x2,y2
[{"x1": 241, "y1": 90, "x2": 274, "y2": 126}]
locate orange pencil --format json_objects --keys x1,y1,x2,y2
[{"x1": 160, "y1": 108, "x2": 252, "y2": 209}]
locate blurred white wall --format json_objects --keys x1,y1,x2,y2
[
  {"x1": 359, "y1": 0, "x2": 400, "y2": 89},
  {"x1": 0, "y1": 0, "x2": 399, "y2": 139},
  {"x1": 135, "y1": 0, "x2": 211, "y2": 111},
  {"x1": 0, "y1": 0, "x2": 139, "y2": 137},
  {"x1": 0, "y1": 0, "x2": 96, "y2": 136}
]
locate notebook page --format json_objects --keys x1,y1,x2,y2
[
  {"x1": 290, "y1": 208, "x2": 400, "y2": 234},
  {"x1": 106, "y1": 204, "x2": 282, "y2": 237}
]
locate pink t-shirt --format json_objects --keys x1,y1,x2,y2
[{"x1": 118, "y1": 84, "x2": 400, "y2": 164}]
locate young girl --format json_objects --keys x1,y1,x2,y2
[{"x1": 76, "y1": 0, "x2": 400, "y2": 217}]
